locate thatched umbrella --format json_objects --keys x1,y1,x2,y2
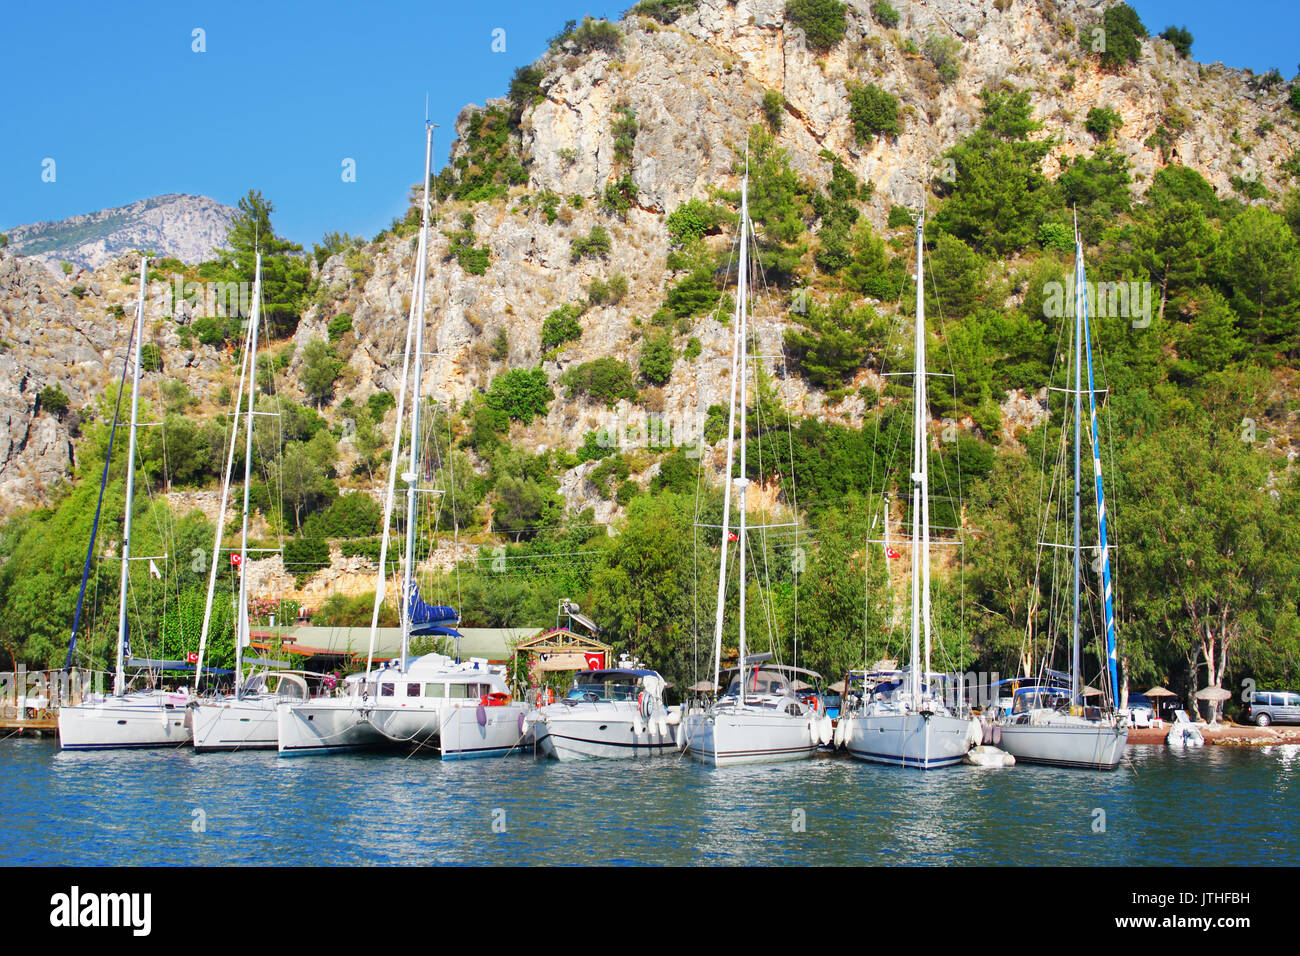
[
  {"x1": 790, "y1": 679, "x2": 813, "y2": 691},
  {"x1": 688, "y1": 680, "x2": 718, "y2": 694},
  {"x1": 1144, "y1": 685, "x2": 1178, "y2": 721},
  {"x1": 1195, "y1": 685, "x2": 1232, "y2": 724},
  {"x1": 828, "y1": 680, "x2": 848, "y2": 695}
]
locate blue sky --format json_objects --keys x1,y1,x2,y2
[{"x1": 1, "y1": 0, "x2": 1295, "y2": 249}]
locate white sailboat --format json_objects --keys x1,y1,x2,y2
[
  {"x1": 996, "y1": 221, "x2": 1128, "y2": 771},
  {"x1": 189, "y1": 253, "x2": 308, "y2": 751},
  {"x1": 277, "y1": 120, "x2": 527, "y2": 759},
  {"x1": 841, "y1": 212, "x2": 979, "y2": 770},
  {"x1": 682, "y1": 159, "x2": 826, "y2": 767},
  {"x1": 58, "y1": 258, "x2": 193, "y2": 750}
]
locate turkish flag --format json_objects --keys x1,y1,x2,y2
[
  {"x1": 584, "y1": 653, "x2": 604, "y2": 670},
  {"x1": 186, "y1": 652, "x2": 199, "y2": 663},
  {"x1": 886, "y1": 547, "x2": 901, "y2": 560},
  {"x1": 727, "y1": 531, "x2": 738, "y2": 542},
  {"x1": 230, "y1": 553, "x2": 242, "y2": 567}
]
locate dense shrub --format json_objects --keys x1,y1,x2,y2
[
  {"x1": 38, "y1": 384, "x2": 70, "y2": 417},
  {"x1": 1092, "y1": 3, "x2": 1147, "y2": 71},
  {"x1": 870, "y1": 0, "x2": 899, "y2": 28},
  {"x1": 485, "y1": 368, "x2": 554, "y2": 423},
  {"x1": 1084, "y1": 106, "x2": 1124, "y2": 141},
  {"x1": 762, "y1": 90, "x2": 785, "y2": 132},
  {"x1": 784, "y1": 0, "x2": 848, "y2": 54},
  {"x1": 630, "y1": 0, "x2": 701, "y2": 23},
  {"x1": 666, "y1": 198, "x2": 727, "y2": 247},
  {"x1": 1159, "y1": 25, "x2": 1192, "y2": 58},
  {"x1": 327, "y1": 313, "x2": 353, "y2": 343},
  {"x1": 639, "y1": 334, "x2": 675, "y2": 385},
  {"x1": 562, "y1": 358, "x2": 638, "y2": 406},
  {"x1": 541, "y1": 303, "x2": 585, "y2": 348},
  {"x1": 847, "y1": 83, "x2": 901, "y2": 144},
  {"x1": 572, "y1": 225, "x2": 612, "y2": 261}
]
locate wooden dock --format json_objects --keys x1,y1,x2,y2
[{"x1": 0, "y1": 713, "x2": 58, "y2": 737}]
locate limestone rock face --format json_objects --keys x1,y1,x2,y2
[{"x1": 1, "y1": 0, "x2": 1298, "y2": 521}]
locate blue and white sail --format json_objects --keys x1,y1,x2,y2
[{"x1": 1076, "y1": 239, "x2": 1119, "y2": 706}]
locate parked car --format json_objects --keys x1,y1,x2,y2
[{"x1": 1247, "y1": 690, "x2": 1300, "y2": 726}]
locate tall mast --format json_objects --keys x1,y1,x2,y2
[
  {"x1": 710, "y1": 185, "x2": 745, "y2": 698},
  {"x1": 193, "y1": 304, "x2": 254, "y2": 691},
  {"x1": 1072, "y1": 221, "x2": 1083, "y2": 707},
  {"x1": 909, "y1": 215, "x2": 926, "y2": 703},
  {"x1": 736, "y1": 164, "x2": 751, "y2": 709},
  {"x1": 365, "y1": 124, "x2": 427, "y2": 676},
  {"x1": 234, "y1": 254, "x2": 263, "y2": 698},
  {"x1": 399, "y1": 120, "x2": 435, "y2": 673},
  {"x1": 114, "y1": 258, "x2": 147, "y2": 698}
]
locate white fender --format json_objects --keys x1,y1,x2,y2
[
  {"x1": 675, "y1": 722, "x2": 686, "y2": 750},
  {"x1": 819, "y1": 715, "x2": 833, "y2": 745},
  {"x1": 665, "y1": 705, "x2": 682, "y2": 725},
  {"x1": 632, "y1": 717, "x2": 645, "y2": 736}
]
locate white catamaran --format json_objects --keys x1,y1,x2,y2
[
  {"x1": 682, "y1": 159, "x2": 827, "y2": 767},
  {"x1": 277, "y1": 120, "x2": 526, "y2": 759},
  {"x1": 996, "y1": 221, "x2": 1128, "y2": 771},
  {"x1": 58, "y1": 258, "x2": 193, "y2": 750},
  {"x1": 840, "y1": 212, "x2": 979, "y2": 770}
]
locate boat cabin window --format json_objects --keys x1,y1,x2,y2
[
  {"x1": 725, "y1": 670, "x2": 789, "y2": 697},
  {"x1": 568, "y1": 680, "x2": 639, "y2": 702},
  {"x1": 406, "y1": 683, "x2": 421, "y2": 698},
  {"x1": 380, "y1": 683, "x2": 395, "y2": 697},
  {"x1": 424, "y1": 683, "x2": 445, "y2": 698}
]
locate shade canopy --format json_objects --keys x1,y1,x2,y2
[
  {"x1": 828, "y1": 680, "x2": 848, "y2": 694},
  {"x1": 790, "y1": 679, "x2": 814, "y2": 691},
  {"x1": 1144, "y1": 686, "x2": 1177, "y2": 698},
  {"x1": 1081, "y1": 685, "x2": 1102, "y2": 697},
  {"x1": 688, "y1": 680, "x2": 718, "y2": 692},
  {"x1": 1194, "y1": 686, "x2": 1232, "y2": 701}
]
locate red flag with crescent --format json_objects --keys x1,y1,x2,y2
[{"x1": 584, "y1": 653, "x2": 604, "y2": 670}]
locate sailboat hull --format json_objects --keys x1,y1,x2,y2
[
  {"x1": 276, "y1": 699, "x2": 386, "y2": 755},
  {"x1": 190, "y1": 697, "x2": 280, "y2": 751},
  {"x1": 997, "y1": 719, "x2": 1128, "y2": 770},
  {"x1": 843, "y1": 712, "x2": 975, "y2": 769},
  {"x1": 683, "y1": 708, "x2": 819, "y2": 767},
  {"x1": 58, "y1": 694, "x2": 192, "y2": 750}
]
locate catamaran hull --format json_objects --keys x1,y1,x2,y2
[
  {"x1": 276, "y1": 700, "x2": 386, "y2": 755},
  {"x1": 683, "y1": 711, "x2": 819, "y2": 767},
  {"x1": 437, "y1": 703, "x2": 528, "y2": 760},
  {"x1": 535, "y1": 714, "x2": 677, "y2": 760},
  {"x1": 277, "y1": 699, "x2": 526, "y2": 759},
  {"x1": 998, "y1": 722, "x2": 1128, "y2": 770},
  {"x1": 190, "y1": 698, "x2": 280, "y2": 751},
  {"x1": 58, "y1": 698, "x2": 192, "y2": 750},
  {"x1": 843, "y1": 713, "x2": 975, "y2": 769},
  {"x1": 365, "y1": 701, "x2": 527, "y2": 758}
]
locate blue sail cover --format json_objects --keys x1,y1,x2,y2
[
  {"x1": 1078, "y1": 241, "x2": 1119, "y2": 706},
  {"x1": 405, "y1": 584, "x2": 457, "y2": 628}
]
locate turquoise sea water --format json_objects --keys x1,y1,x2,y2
[{"x1": 1, "y1": 741, "x2": 1296, "y2": 866}]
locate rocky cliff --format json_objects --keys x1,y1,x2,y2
[{"x1": 1, "y1": 0, "x2": 1297, "y2": 530}]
